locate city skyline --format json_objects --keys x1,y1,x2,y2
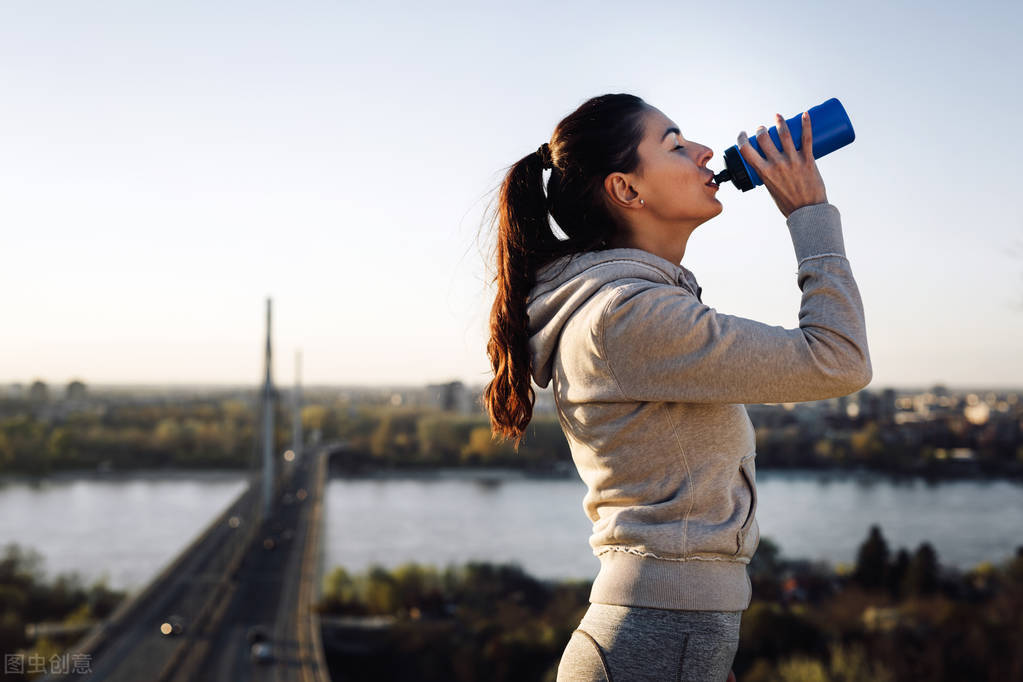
[
  {"x1": 2, "y1": 1, "x2": 1021, "y2": 389},
  {"x1": 4, "y1": 378, "x2": 1022, "y2": 398}
]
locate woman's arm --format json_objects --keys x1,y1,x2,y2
[{"x1": 599, "y1": 202, "x2": 872, "y2": 405}]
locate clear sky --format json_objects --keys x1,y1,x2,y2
[{"x1": 2, "y1": 0, "x2": 1021, "y2": 390}]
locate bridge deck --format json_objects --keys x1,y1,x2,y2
[{"x1": 41, "y1": 447, "x2": 331, "y2": 682}]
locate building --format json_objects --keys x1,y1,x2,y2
[
  {"x1": 424, "y1": 381, "x2": 474, "y2": 413},
  {"x1": 28, "y1": 380, "x2": 49, "y2": 403},
  {"x1": 66, "y1": 379, "x2": 88, "y2": 402}
]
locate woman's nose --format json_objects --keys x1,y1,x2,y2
[{"x1": 698, "y1": 145, "x2": 714, "y2": 166}]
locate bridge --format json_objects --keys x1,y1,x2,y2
[
  {"x1": 41, "y1": 443, "x2": 335, "y2": 682},
  {"x1": 41, "y1": 299, "x2": 334, "y2": 681}
]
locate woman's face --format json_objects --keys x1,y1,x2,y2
[{"x1": 630, "y1": 107, "x2": 722, "y2": 225}]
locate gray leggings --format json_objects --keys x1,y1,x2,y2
[{"x1": 556, "y1": 603, "x2": 741, "y2": 682}]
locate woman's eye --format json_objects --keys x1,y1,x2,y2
[{"x1": 673, "y1": 144, "x2": 685, "y2": 151}]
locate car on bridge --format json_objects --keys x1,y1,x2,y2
[
  {"x1": 159, "y1": 614, "x2": 185, "y2": 636},
  {"x1": 251, "y1": 641, "x2": 274, "y2": 664},
  {"x1": 247, "y1": 625, "x2": 274, "y2": 665}
]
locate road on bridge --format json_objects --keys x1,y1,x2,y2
[{"x1": 42, "y1": 446, "x2": 330, "y2": 682}]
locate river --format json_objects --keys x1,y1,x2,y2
[
  {"x1": 322, "y1": 469, "x2": 1023, "y2": 581},
  {"x1": 2, "y1": 469, "x2": 1021, "y2": 592}
]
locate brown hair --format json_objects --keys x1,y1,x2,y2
[{"x1": 483, "y1": 94, "x2": 651, "y2": 447}]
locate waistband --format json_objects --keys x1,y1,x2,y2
[{"x1": 589, "y1": 549, "x2": 753, "y2": 611}]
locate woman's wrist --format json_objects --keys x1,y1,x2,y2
[{"x1": 786, "y1": 203, "x2": 846, "y2": 263}]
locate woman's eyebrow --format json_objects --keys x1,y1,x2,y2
[{"x1": 662, "y1": 127, "x2": 681, "y2": 141}]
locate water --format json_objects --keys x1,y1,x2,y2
[
  {"x1": 322, "y1": 469, "x2": 1023, "y2": 580},
  {"x1": 2, "y1": 469, "x2": 1021, "y2": 593},
  {"x1": 0, "y1": 471, "x2": 248, "y2": 592}
]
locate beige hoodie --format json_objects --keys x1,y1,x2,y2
[{"x1": 526, "y1": 202, "x2": 871, "y2": 611}]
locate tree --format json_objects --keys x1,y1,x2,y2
[
  {"x1": 902, "y1": 542, "x2": 940, "y2": 597},
  {"x1": 739, "y1": 601, "x2": 826, "y2": 663},
  {"x1": 322, "y1": 567, "x2": 360, "y2": 612},
  {"x1": 364, "y1": 566, "x2": 400, "y2": 614},
  {"x1": 369, "y1": 410, "x2": 420, "y2": 459},
  {"x1": 749, "y1": 536, "x2": 783, "y2": 581},
  {"x1": 0, "y1": 432, "x2": 13, "y2": 470},
  {"x1": 849, "y1": 423, "x2": 884, "y2": 462},
  {"x1": 461, "y1": 426, "x2": 514, "y2": 463},
  {"x1": 516, "y1": 419, "x2": 571, "y2": 464},
  {"x1": 301, "y1": 405, "x2": 328, "y2": 432},
  {"x1": 852, "y1": 524, "x2": 889, "y2": 590},
  {"x1": 886, "y1": 548, "x2": 910, "y2": 600},
  {"x1": 416, "y1": 414, "x2": 467, "y2": 463},
  {"x1": 47, "y1": 428, "x2": 74, "y2": 465}
]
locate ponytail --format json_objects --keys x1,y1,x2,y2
[
  {"x1": 482, "y1": 93, "x2": 651, "y2": 448},
  {"x1": 483, "y1": 151, "x2": 552, "y2": 448}
]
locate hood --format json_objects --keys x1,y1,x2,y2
[{"x1": 526, "y1": 248, "x2": 702, "y2": 388}]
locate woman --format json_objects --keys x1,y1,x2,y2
[{"x1": 482, "y1": 94, "x2": 871, "y2": 681}]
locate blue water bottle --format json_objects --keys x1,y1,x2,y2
[{"x1": 713, "y1": 97, "x2": 855, "y2": 192}]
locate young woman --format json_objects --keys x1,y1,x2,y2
[{"x1": 482, "y1": 94, "x2": 871, "y2": 681}]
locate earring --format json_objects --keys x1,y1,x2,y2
[{"x1": 639, "y1": 199, "x2": 645, "y2": 205}]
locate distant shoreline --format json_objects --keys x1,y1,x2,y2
[
  {"x1": 2, "y1": 462, "x2": 1022, "y2": 486},
  {"x1": 329, "y1": 466, "x2": 565, "y2": 481},
  {"x1": 325, "y1": 465, "x2": 1023, "y2": 486},
  {"x1": 0, "y1": 468, "x2": 251, "y2": 486}
]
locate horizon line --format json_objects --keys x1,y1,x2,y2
[{"x1": 3, "y1": 380, "x2": 1022, "y2": 394}]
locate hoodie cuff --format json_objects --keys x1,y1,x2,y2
[{"x1": 786, "y1": 202, "x2": 846, "y2": 263}]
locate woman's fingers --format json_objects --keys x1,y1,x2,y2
[
  {"x1": 734, "y1": 109, "x2": 827, "y2": 217},
  {"x1": 739, "y1": 113, "x2": 807, "y2": 170},
  {"x1": 754, "y1": 125, "x2": 783, "y2": 162},
  {"x1": 736, "y1": 130, "x2": 766, "y2": 171},
  {"x1": 775, "y1": 113, "x2": 798, "y2": 156},
  {"x1": 800, "y1": 110, "x2": 814, "y2": 161}
]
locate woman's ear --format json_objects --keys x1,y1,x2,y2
[{"x1": 603, "y1": 172, "x2": 640, "y2": 210}]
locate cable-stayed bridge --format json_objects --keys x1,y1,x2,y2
[{"x1": 41, "y1": 299, "x2": 332, "y2": 682}]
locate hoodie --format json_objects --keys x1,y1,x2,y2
[{"x1": 526, "y1": 202, "x2": 871, "y2": 611}]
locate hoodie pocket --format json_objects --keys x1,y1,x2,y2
[{"x1": 734, "y1": 453, "x2": 758, "y2": 557}]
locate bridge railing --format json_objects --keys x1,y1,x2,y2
[{"x1": 298, "y1": 447, "x2": 331, "y2": 682}]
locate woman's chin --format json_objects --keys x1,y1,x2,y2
[{"x1": 696, "y1": 205, "x2": 723, "y2": 228}]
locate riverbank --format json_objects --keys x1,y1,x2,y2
[
  {"x1": 0, "y1": 467, "x2": 249, "y2": 487},
  {"x1": 3, "y1": 458, "x2": 1022, "y2": 485},
  {"x1": 315, "y1": 531, "x2": 1023, "y2": 682}
]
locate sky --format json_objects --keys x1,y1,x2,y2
[{"x1": 2, "y1": 0, "x2": 1021, "y2": 391}]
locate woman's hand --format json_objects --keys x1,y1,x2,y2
[
  {"x1": 737, "y1": 111, "x2": 828, "y2": 218},
  {"x1": 727, "y1": 668, "x2": 737, "y2": 682}
]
